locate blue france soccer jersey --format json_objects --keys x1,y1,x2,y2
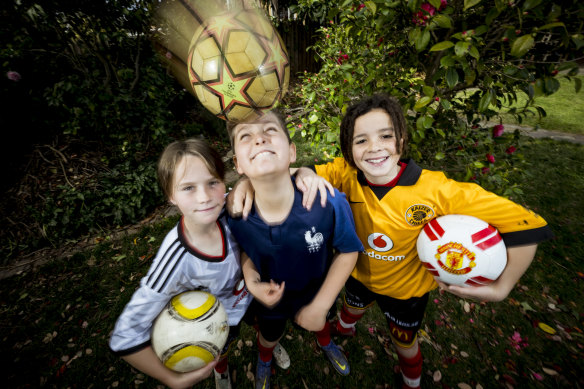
[{"x1": 228, "y1": 177, "x2": 363, "y2": 318}]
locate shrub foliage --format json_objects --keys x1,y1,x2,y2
[{"x1": 285, "y1": 0, "x2": 582, "y2": 192}]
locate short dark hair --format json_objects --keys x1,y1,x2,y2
[
  {"x1": 226, "y1": 109, "x2": 290, "y2": 149},
  {"x1": 157, "y1": 138, "x2": 225, "y2": 200},
  {"x1": 339, "y1": 94, "x2": 408, "y2": 168}
]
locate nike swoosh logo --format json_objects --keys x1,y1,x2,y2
[
  {"x1": 261, "y1": 377, "x2": 268, "y2": 389},
  {"x1": 335, "y1": 360, "x2": 346, "y2": 369}
]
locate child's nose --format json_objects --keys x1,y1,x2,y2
[
  {"x1": 196, "y1": 187, "x2": 211, "y2": 202},
  {"x1": 254, "y1": 132, "x2": 267, "y2": 144}
]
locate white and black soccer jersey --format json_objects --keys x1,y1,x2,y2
[
  {"x1": 315, "y1": 158, "x2": 553, "y2": 300},
  {"x1": 109, "y1": 215, "x2": 252, "y2": 356},
  {"x1": 227, "y1": 178, "x2": 364, "y2": 319}
]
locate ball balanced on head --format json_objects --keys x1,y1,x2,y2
[{"x1": 188, "y1": 7, "x2": 290, "y2": 122}]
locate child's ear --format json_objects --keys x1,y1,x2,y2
[
  {"x1": 289, "y1": 142, "x2": 297, "y2": 164},
  {"x1": 233, "y1": 155, "x2": 244, "y2": 175}
]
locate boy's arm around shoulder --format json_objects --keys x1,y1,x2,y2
[{"x1": 439, "y1": 243, "x2": 538, "y2": 302}]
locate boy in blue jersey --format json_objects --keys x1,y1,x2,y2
[{"x1": 226, "y1": 110, "x2": 364, "y2": 389}]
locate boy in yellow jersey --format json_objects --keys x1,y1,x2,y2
[{"x1": 229, "y1": 94, "x2": 552, "y2": 388}]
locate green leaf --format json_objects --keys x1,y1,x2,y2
[
  {"x1": 538, "y1": 22, "x2": 565, "y2": 31},
  {"x1": 414, "y1": 96, "x2": 432, "y2": 111},
  {"x1": 464, "y1": 0, "x2": 482, "y2": 11},
  {"x1": 454, "y1": 41, "x2": 470, "y2": 57},
  {"x1": 446, "y1": 68, "x2": 459, "y2": 88},
  {"x1": 440, "y1": 99, "x2": 452, "y2": 110},
  {"x1": 309, "y1": 114, "x2": 319, "y2": 124},
  {"x1": 365, "y1": 1, "x2": 377, "y2": 15},
  {"x1": 440, "y1": 55, "x2": 456, "y2": 67},
  {"x1": 433, "y1": 14, "x2": 452, "y2": 29},
  {"x1": 473, "y1": 161, "x2": 485, "y2": 168},
  {"x1": 478, "y1": 90, "x2": 492, "y2": 112},
  {"x1": 422, "y1": 86, "x2": 435, "y2": 98},
  {"x1": 544, "y1": 77, "x2": 560, "y2": 94},
  {"x1": 522, "y1": 0, "x2": 542, "y2": 11},
  {"x1": 485, "y1": 8, "x2": 501, "y2": 25},
  {"x1": 474, "y1": 25, "x2": 488, "y2": 36},
  {"x1": 469, "y1": 45, "x2": 480, "y2": 59},
  {"x1": 434, "y1": 151, "x2": 445, "y2": 160},
  {"x1": 430, "y1": 41, "x2": 455, "y2": 51},
  {"x1": 428, "y1": 0, "x2": 442, "y2": 8},
  {"x1": 510, "y1": 35, "x2": 535, "y2": 57},
  {"x1": 575, "y1": 78, "x2": 582, "y2": 93},
  {"x1": 416, "y1": 29, "x2": 431, "y2": 51}
]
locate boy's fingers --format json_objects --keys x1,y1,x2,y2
[
  {"x1": 303, "y1": 182, "x2": 318, "y2": 210},
  {"x1": 242, "y1": 193, "x2": 253, "y2": 220}
]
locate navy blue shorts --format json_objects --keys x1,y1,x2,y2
[{"x1": 343, "y1": 276, "x2": 429, "y2": 347}]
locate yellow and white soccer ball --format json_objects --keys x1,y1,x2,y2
[
  {"x1": 187, "y1": 8, "x2": 290, "y2": 122},
  {"x1": 151, "y1": 291, "x2": 229, "y2": 372},
  {"x1": 416, "y1": 214, "x2": 507, "y2": 287}
]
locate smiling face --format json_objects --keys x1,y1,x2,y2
[
  {"x1": 232, "y1": 112, "x2": 296, "y2": 179},
  {"x1": 169, "y1": 155, "x2": 226, "y2": 228},
  {"x1": 352, "y1": 108, "x2": 403, "y2": 185}
]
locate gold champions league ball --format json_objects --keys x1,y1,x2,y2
[
  {"x1": 151, "y1": 291, "x2": 229, "y2": 372},
  {"x1": 417, "y1": 214, "x2": 507, "y2": 287},
  {"x1": 187, "y1": 8, "x2": 290, "y2": 122}
]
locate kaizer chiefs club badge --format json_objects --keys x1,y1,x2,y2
[{"x1": 405, "y1": 204, "x2": 434, "y2": 226}]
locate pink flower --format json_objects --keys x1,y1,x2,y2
[
  {"x1": 481, "y1": 167, "x2": 490, "y2": 174},
  {"x1": 492, "y1": 124, "x2": 504, "y2": 137},
  {"x1": 486, "y1": 154, "x2": 495, "y2": 163},
  {"x1": 358, "y1": 3, "x2": 366, "y2": 10},
  {"x1": 421, "y1": 3, "x2": 436, "y2": 16},
  {"x1": 165, "y1": 51, "x2": 172, "y2": 59},
  {"x1": 506, "y1": 146, "x2": 517, "y2": 154},
  {"x1": 510, "y1": 331, "x2": 529, "y2": 352},
  {"x1": 6, "y1": 71, "x2": 21, "y2": 82}
]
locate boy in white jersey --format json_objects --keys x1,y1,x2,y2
[{"x1": 109, "y1": 139, "x2": 252, "y2": 389}]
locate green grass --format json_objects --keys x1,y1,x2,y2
[
  {"x1": 1, "y1": 137, "x2": 582, "y2": 388},
  {"x1": 499, "y1": 76, "x2": 584, "y2": 135}
]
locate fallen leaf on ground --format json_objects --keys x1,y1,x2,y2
[
  {"x1": 542, "y1": 367, "x2": 558, "y2": 376},
  {"x1": 538, "y1": 322, "x2": 557, "y2": 334}
]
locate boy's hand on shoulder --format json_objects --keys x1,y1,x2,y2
[
  {"x1": 226, "y1": 177, "x2": 254, "y2": 219},
  {"x1": 252, "y1": 279, "x2": 285, "y2": 308},
  {"x1": 294, "y1": 167, "x2": 335, "y2": 211},
  {"x1": 294, "y1": 302, "x2": 327, "y2": 332},
  {"x1": 436, "y1": 280, "x2": 506, "y2": 302}
]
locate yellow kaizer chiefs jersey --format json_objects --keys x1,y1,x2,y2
[{"x1": 315, "y1": 158, "x2": 552, "y2": 300}]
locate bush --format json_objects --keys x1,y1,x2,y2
[{"x1": 286, "y1": 0, "x2": 582, "y2": 193}]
